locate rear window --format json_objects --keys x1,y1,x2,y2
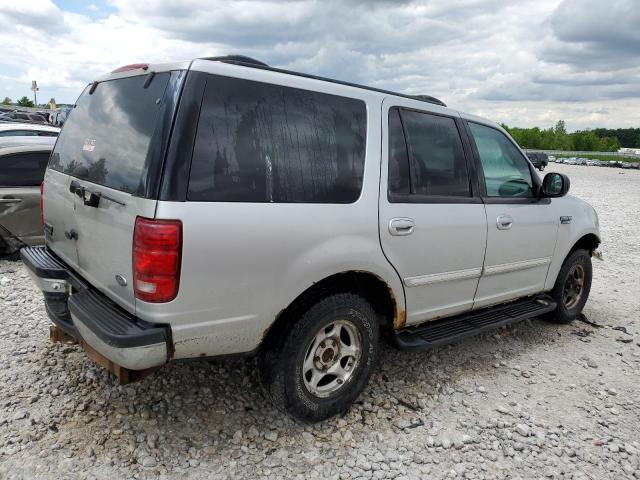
[
  {"x1": 0, "y1": 152, "x2": 50, "y2": 187},
  {"x1": 188, "y1": 75, "x2": 367, "y2": 203},
  {"x1": 49, "y1": 73, "x2": 170, "y2": 195}
]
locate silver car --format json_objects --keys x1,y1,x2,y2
[
  {"x1": 0, "y1": 144, "x2": 52, "y2": 255},
  {"x1": 21, "y1": 56, "x2": 601, "y2": 421}
]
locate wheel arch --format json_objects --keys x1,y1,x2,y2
[
  {"x1": 568, "y1": 232, "x2": 600, "y2": 255},
  {"x1": 545, "y1": 230, "x2": 600, "y2": 291},
  {"x1": 261, "y1": 270, "x2": 402, "y2": 353}
]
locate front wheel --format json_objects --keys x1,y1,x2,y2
[
  {"x1": 544, "y1": 249, "x2": 592, "y2": 324},
  {"x1": 259, "y1": 293, "x2": 379, "y2": 422}
]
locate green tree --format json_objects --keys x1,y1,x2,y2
[
  {"x1": 1, "y1": 97, "x2": 11, "y2": 105},
  {"x1": 502, "y1": 120, "x2": 624, "y2": 152},
  {"x1": 554, "y1": 120, "x2": 567, "y2": 136},
  {"x1": 17, "y1": 96, "x2": 34, "y2": 107}
]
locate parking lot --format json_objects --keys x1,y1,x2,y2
[{"x1": 0, "y1": 163, "x2": 639, "y2": 480}]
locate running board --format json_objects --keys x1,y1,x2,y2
[{"x1": 393, "y1": 295, "x2": 556, "y2": 351}]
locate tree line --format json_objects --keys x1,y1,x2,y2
[
  {"x1": 592, "y1": 128, "x2": 640, "y2": 148},
  {"x1": 501, "y1": 120, "x2": 627, "y2": 152},
  {"x1": 2, "y1": 96, "x2": 36, "y2": 107}
]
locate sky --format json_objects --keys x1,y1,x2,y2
[{"x1": 0, "y1": 0, "x2": 638, "y2": 131}]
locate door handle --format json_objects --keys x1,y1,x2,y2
[
  {"x1": 389, "y1": 217, "x2": 415, "y2": 236},
  {"x1": 496, "y1": 214, "x2": 513, "y2": 230},
  {"x1": 0, "y1": 198, "x2": 22, "y2": 204}
]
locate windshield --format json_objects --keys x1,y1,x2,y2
[{"x1": 49, "y1": 72, "x2": 170, "y2": 195}]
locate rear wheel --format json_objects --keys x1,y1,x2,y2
[
  {"x1": 259, "y1": 293, "x2": 379, "y2": 422},
  {"x1": 544, "y1": 249, "x2": 592, "y2": 324}
]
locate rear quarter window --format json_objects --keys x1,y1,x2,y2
[{"x1": 188, "y1": 75, "x2": 367, "y2": 203}]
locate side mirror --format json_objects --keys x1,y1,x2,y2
[{"x1": 541, "y1": 172, "x2": 570, "y2": 198}]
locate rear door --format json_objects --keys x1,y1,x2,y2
[
  {"x1": 44, "y1": 71, "x2": 181, "y2": 313},
  {"x1": 466, "y1": 121, "x2": 558, "y2": 308},
  {"x1": 379, "y1": 101, "x2": 487, "y2": 324},
  {"x1": 0, "y1": 151, "x2": 49, "y2": 245}
]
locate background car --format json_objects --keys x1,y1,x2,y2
[
  {"x1": 0, "y1": 110, "x2": 49, "y2": 124},
  {"x1": 0, "y1": 136, "x2": 57, "y2": 148},
  {"x1": 525, "y1": 152, "x2": 549, "y2": 171},
  {"x1": 0, "y1": 143, "x2": 52, "y2": 256},
  {"x1": 0, "y1": 122, "x2": 59, "y2": 137}
]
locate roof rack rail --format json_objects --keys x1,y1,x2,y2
[
  {"x1": 202, "y1": 56, "x2": 446, "y2": 107},
  {"x1": 200, "y1": 55, "x2": 269, "y2": 68},
  {"x1": 411, "y1": 94, "x2": 445, "y2": 105}
]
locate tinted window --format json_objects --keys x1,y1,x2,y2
[
  {"x1": 0, "y1": 152, "x2": 50, "y2": 187},
  {"x1": 469, "y1": 122, "x2": 533, "y2": 197},
  {"x1": 188, "y1": 75, "x2": 366, "y2": 203},
  {"x1": 388, "y1": 108, "x2": 410, "y2": 195},
  {"x1": 49, "y1": 73, "x2": 170, "y2": 194},
  {"x1": 402, "y1": 110, "x2": 470, "y2": 196}
]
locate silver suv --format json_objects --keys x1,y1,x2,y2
[{"x1": 22, "y1": 56, "x2": 600, "y2": 421}]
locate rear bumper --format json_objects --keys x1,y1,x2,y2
[{"x1": 20, "y1": 246, "x2": 170, "y2": 370}]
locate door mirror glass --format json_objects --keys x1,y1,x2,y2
[{"x1": 541, "y1": 172, "x2": 570, "y2": 197}]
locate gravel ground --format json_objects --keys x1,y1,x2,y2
[{"x1": 1, "y1": 163, "x2": 639, "y2": 480}]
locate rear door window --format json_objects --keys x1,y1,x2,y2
[
  {"x1": 387, "y1": 107, "x2": 471, "y2": 200},
  {"x1": 388, "y1": 108, "x2": 410, "y2": 195},
  {"x1": 49, "y1": 73, "x2": 170, "y2": 195},
  {"x1": 0, "y1": 152, "x2": 50, "y2": 187},
  {"x1": 188, "y1": 75, "x2": 367, "y2": 203}
]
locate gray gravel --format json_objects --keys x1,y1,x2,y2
[{"x1": 1, "y1": 163, "x2": 639, "y2": 479}]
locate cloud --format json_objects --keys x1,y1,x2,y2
[
  {"x1": 0, "y1": 0, "x2": 69, "y2": 34},
  {"x1": 0, "y1": 0, "x2": 637, "y2": 130},
  {"x1": 543, "y1": 0, "x2": 640, "y2": 70}
]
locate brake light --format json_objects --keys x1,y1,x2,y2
[
  {"x1": 111, "y1": 63, "x2": 149, "y2": 73},
  {"x1": 133, "y1": 217, "x2": 182, "y2": 303},
  {"x1": 39, "y1": 182, "x2": 44, "y2": 225}
]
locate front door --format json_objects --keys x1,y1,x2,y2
[
  {"x1": 379, "y1": 101, "x2": 487, "y2": 325},
  {"x1": 466, "y1": 121, "x2": 559, "y2": 308}
]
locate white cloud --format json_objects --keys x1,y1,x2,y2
[{"x1": 0, "y1": 0, "x2": 638, "y2": 130}]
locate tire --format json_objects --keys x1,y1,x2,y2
[
  {"x1": 544, "y1": 249, "x2": 592, "y2": 324},
  {"x1": 259, "y1": 293, "x2": 379, "y2": 422}
]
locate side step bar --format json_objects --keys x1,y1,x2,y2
[{"x1": 393, "y1": 295, "x2": 557, "y2": 351}]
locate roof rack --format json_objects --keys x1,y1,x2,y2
[
  {"x1": 201, "y1": 56, "x2": 446, "y2": 107},
  {"x1": 201, "y1": 55, "x2": 269, "y2": 67}
]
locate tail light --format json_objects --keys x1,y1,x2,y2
[
  {"x1": 133, "y1": 217, "x2": 182, "y2": 303},
  {"x1": 39, "y1": 182, "x2": 44, "y2": 225}
]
